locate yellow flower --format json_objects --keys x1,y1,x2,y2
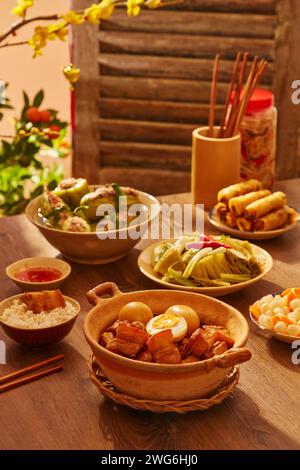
[
  {"x1": 48, "y1": 22, "x2": 69, "y2": 42},
  {"x1": 146, "y1": 0, "x2": 161, "y2": 8},
  {"x1": 11, "y1": 0, "x2": 33, "y2": 17},
  {"x1": 63, "y1": 64, "x2": 81, "y2": 90},
  {"x1": 28, "y1": 26, "x2": 50, "y2": 57},
  {"x1": 99, "y1": 0, "x2": 115, "y2": 20},
  {"x1": 84, "y1": 3, "x2": 102, "y2": 24},
  {"x1": 127, "y1": 0, "x2": 143, "y2": 17},
  {"x1": 62, "y1": 10, "x2": 85, "y2": 25},
  {"x1": 84, "y1": 1, "x2": 115, "y2": 24},
  {"x1": 28, "y1": 23, "x2": 69, "y2": 57}
]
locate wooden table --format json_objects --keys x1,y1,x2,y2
[{"x1": 0, "y1": 179, "x2": 300, "y2": 450}]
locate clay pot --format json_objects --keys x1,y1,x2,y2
[{"x1": 84, "y1": 282, "x2": 251, "y2": 401}]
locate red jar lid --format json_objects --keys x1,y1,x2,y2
[
  {"x1": 246, "y1": 88, "x2": 274, "y2": 114},
  {"x1": 231, "y1": 88, "x2": 274, "y2": 114}
]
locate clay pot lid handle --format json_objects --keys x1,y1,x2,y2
[{"x1": 86, "y1": 282, "x2": 122, "y2": 306}]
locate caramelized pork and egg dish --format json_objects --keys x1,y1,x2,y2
[{"x1": 99, "y1": 302, "x2": 234, "y2": 365}]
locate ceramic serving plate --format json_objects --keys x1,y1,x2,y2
[
  {"x1": 208, "y1": 207, "x2": 300, "y2": 240},
  {"x1": 249, "y1": 312, "x2": 299, "y2": 344},
  {"x1": 138, "y1": 239, "x2": 273, "y2": 298}
]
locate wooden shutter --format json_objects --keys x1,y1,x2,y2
[{"x1": 72, "y1": 0, "x2": 300, "y2": 194}]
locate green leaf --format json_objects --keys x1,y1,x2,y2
[
  {"x1": 47, "y1": 179, "x2": 58, "y2": 190},
  {"x1": 22, "y1": 91, "x2": 30, "y2": 108},
  {"x1": 33, "y1": 90, "x2": 44, "y2": 107},
  {"x1": 30, "y1": 185, "x2": 43, "y2": 199}
]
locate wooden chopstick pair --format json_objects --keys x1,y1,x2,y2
[
  {"x1": 209, "y1": 51, "x2": 268, "y2": 138},
  {"x1": 0, "y1": 354, "x2": 64, "y2": 393}
]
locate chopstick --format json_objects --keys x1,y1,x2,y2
[
  {"x1": 207, "y1": 52, "x2": 268, "y2": 139},
  {"x1": 208, "y1": 54, "x2": 220, "y2": 137},
  {"x1": 219, "y1": 51, "x2": 241, "y2": 138},
  {"x1": 225, "y1": 52, "x2": 249, "y2": 137},
  {"x1": 0, "y1": 354, "x2": 64, "y2": 393},
  {"x1": 0, "y1": 364, "x2": 63, "y2": 393}
]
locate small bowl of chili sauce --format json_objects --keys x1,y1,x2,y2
[{"x1": 6, "y1": 257, "x2": 71, "y2": 291}]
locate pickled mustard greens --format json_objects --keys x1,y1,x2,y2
[
  {"x1": 152, "y1": 234, "x2": 262, "y2": 287},
  {"x1": 39, "y1": 179, "x2": 144, "y2": 233}
]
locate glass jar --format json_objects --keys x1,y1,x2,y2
[{"x1": 239, "y1": 88, "x2": 277, "y2": 189}]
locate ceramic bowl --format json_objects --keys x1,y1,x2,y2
[
  {"x1": 0, "y1": 293, "x2": 80, "y2": 347},
  {"x1": 6, "y1": 257, "x2": 71, "y2": 291},
  {"x1": 25, "y1": 189, "x2": 160, "y2": 265},
  {"x1": 84, "y1": 282, "x2": 251, "y2": 401}
]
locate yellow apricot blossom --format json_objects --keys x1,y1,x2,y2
[
  {"x1": 48, "y1": 22, "x2": 69, "y2": 41},
  {"x1": 127, "y1": 0, "x2": 143, "y2": 17},
  {"x1": 28, "y1": 26, "x2": 51, "y2": 57},
  {"x1": 146, "y1": 0, "x2": 162, "y2": 8},
  {"x1": 84, "y1": 1, "x2": 115, "y2": 24},
  {"x1": 11, "y1": 0, "x2": 33, "y2": 18},
  {"x1": 62, "y1": 10, "x2": 85, "y2": 25}
]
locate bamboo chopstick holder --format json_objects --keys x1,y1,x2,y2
[
  {"x1": 0, "y1": 364, "x2": 64, "y2": 393},
  {"x1": 0, "y1": 354, "x2": 64, "y2": 385}
]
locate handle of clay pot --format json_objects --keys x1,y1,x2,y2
[
  {"x1": 86, "y1": 282, "x2": 122, "y2": 306},
  {"x1": 212, "y1": 347, "x2": 251, "y2": 369}
]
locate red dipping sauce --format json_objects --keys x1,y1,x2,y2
[{"x1": 15, "y1": 267, "x2": 62, "y2": 283}]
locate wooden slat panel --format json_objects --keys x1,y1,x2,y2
[
  {"x1": 164, "y1": 0, "x2": 276, "y2": 13},
  {"x1": 98, "y1": 167, "x2": 190, "y2": 195},
  {"x1": 275, "y1": 0, "x2": 300, "y2": 178},
  {"x1": 99, "y1": 31, "x2": 274, "y2": 60},
  {"x1": 99, "y1": 76, "x2": 271, "y2": 103},
  {"x1": 99, "y1": 98, "x2": 223, "y2": 123},
  {"x1": 100, "y1": 141, "x2": 191, "y2": 170},
  {"x1": 72, "y1": 0, "x2": 100, "y2": 184},
  {"x1": 104, "y1": 11, "x2": 276, "y2": 39},
  {"x1": 99, "y1": 54, "x2": 274, "y2": 83},
  {"x1": 100, "y1": 76, "x2": 229, "y2": 103},
  {"x1": 99, "y1": 118, "x2": 194, "y2": 145}
]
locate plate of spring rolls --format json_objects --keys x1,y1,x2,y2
[{"x1": 208, "y1": 179, "x2": 299, "y2": 240}]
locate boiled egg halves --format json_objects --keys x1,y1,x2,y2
[{"x1": 146, "y1": 313, "x2": 187, "y2": 341}]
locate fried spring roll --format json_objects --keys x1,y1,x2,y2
[
  {"x1": 253, "y1": 207, "x2": 290, "y2": 231},
  {"x1": 236, "y1": 217, "x2": 253, "y2": 232},
  {"x1": 215, "y1": 202, "x2": 228, "y2": 223},
  {"x1": 245, "y1": 191, "x2": 287, "y2": 220},
  {"x1": 225, "y1": 211, "x2": 237, "y2": 228},
  {"x1": 218, "y1": 179, "x2": 263, "y2": 204},
  {"x1": 229, "y1": 190, "x2": 271, "y2": 216}
]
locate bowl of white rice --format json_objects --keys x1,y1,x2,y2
[{"x1": 0, "y1": 293, "x2": 80, "y2": 346}]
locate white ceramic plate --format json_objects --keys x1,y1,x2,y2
[
  {"x1": 249, "y1": 312, "x2": 299, "y2": 344},
  {"x1": 138, "y1": 239, "x2": 273, "y2": 298},
  {"x1": 208, "y1": 207, "x2": 300, "y2": 240}
]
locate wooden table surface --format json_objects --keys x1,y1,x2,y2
[{"x1": 0, "y1": 179, "x2": 300, "y2": 450}]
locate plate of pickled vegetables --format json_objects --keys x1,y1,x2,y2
[
  {"x1": 209, "y1": 179, "x2": 299, "y2": 240},
  {"x1": 250, "y1": 288, "x2": 300, "y2": 343},
  {"x1": 138, "y1": 234, "x2": 273, "y2": 297}
]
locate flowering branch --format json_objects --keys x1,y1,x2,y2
[{"x1": 0, "y1": 15, "x2": 60, "y2": 44}]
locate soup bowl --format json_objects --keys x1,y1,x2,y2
[{"x1": 25, "y1": 189, "x2": 160, "y2": 265}]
